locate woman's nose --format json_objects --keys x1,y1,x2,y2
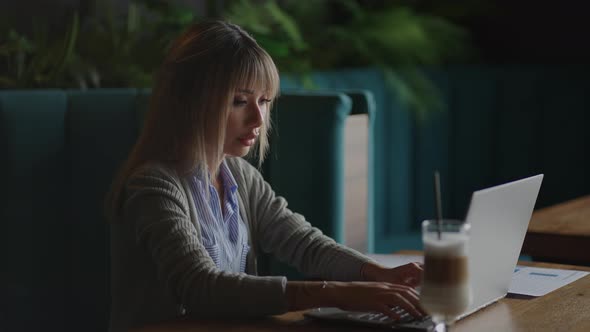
[{"x1": 248, "y1": 103, "x2": 264, "y2": 127}]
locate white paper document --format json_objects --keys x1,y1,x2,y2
[
  {"x1": 367, "y1": 254, "x2": 589, "y2": 297},
  {"x1": 508, "y1": 265, "x2": 589, "y2": 297}
]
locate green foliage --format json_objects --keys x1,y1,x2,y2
[
  {"x1": 0, "y1": 0, "x2": 195, "y2": 89},
  {"x1": 0, "y1": 13, "x2": 80, "y2": 88},
  {"x1": 73, "y1": 0, "x2": 195, "y2": 88},
  {"x1": 223, "y1": 0, "x2": 471, "y2": 114},
  {"x1": 224, "y1": 0, "x2": 310, "y2": 75},
  {"x1": 0, "y1": 0, "x2": 472, "y2": 113}
]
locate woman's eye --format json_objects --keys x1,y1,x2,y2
[
  {"x1": 259, "y1": 98, "x2": 272, "y2": 105},
  {"x1": 233, "y1": 99, "x2": 247, "y2": 106}
]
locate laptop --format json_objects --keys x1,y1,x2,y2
[{"x1": 305, "y1": 174, "x2": 544, "y2": 330}]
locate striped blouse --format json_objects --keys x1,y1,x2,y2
[{"x1": 188, "y1": 160, "x2": 249, "y2": 273}]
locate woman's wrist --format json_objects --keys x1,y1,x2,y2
[
  {"x1": 360, "y1": 262, "x2": 386, "y2": 282},
  {"x1": 286, "y1": 281, "x2": 338, "y2": 311}
]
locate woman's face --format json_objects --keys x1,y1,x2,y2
[{"x1": 223, "y1": 88, "x2": 271, "y2": 157}]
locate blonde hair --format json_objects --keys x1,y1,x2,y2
[{"x1": 105, "y1": 21, "x2": 280, "y2": 221}]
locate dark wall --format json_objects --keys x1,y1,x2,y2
[
  {"x1": 451, "y1": 0, "x2": 590, "y2": 64},
  {"x1": 0, "y1": 0, "x2": 207, "y2": 31},
  {"x1": 1, "y1": 0, "x2": 80, "y2": 31}
]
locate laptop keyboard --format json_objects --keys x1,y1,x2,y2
[
  {"x1": 304, "y1": 307, "x2": 435, "y2": 331},
  {"x1": 345, "y1": 306, "x2": 435, "y2": 330},
  {"x1": 352, "y1": 306, "x2": 415, "y2": 324}
]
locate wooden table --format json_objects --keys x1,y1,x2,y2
[
  {"x1": 132, "y1": 260, "x2": 590, "y2": 332},
  {"x1": 522, "y1": 195, "x2": 590, "y2": 265}
]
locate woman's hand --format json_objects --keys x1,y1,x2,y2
[
  {"x1": 286, "y1": 281, "x2": 426, "y2": 320},
  {"x1": 362, "y1": 262, "x2": 424, "y2": 288},
  {"x1": 328, "y1": 281, "x2": 426, "y2": 320}
]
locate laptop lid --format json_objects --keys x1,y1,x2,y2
[{"x1": 461, "y1": 174, "x2": 543, "y2": 318}]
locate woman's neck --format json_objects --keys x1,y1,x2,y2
[{"x1": 207, "y1": 156, "x2": 225, "y2": 178}]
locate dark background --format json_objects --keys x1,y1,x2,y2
[{"x1": 2, "y1": 0, "x2": 590, "y2": 64}]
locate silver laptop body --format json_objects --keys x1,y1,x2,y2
[
  {"x1": 305, "y1": 174, "x2": 544, "y2": 328},
  {"x1": 460, "y1": 174, "x2": 543, "y2": 318}
]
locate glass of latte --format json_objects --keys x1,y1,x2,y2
[{"x1": 420, "y1": 219, "x2": 472, "y2": 330}]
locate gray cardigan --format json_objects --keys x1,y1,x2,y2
[{"x1": 109, "y1": 157, "x2": 373, "y2": 331}]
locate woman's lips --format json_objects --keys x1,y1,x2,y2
[
  {"x1": 239, "y1": 137, "x2": 255, "y2": 146},
  {"x1": 238, "y1": 133, "x2": 258, "y2": 146}
]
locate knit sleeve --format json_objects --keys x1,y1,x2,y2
[
  {"x1": 236, "y1": 159, "x2": 374, "y2": 281},
  {"x1": 122, "y1": 165, "x2": 288, "y2": 317}
]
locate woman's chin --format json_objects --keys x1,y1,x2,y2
[{"x1": 225, "y1": 147, "x2": 251, "y2": 158}]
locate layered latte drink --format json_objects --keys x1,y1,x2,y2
[{"x1": 420, "y1": 220, "x2": 472, "y2": 324}]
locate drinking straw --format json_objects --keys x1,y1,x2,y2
[{"x1": 434, "y1": 170, "x2": 443, "y2": 240}]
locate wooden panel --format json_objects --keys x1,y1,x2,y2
[
  {"x1": 344, "y1": 115, "x2": 368, "y2": 253},
  {"x1": 523, "y1": 232, "x2": 590, "y2": 265},
  {"x1": 345, "y1": 177, "x2": 367, "y2": 252},
  {"x1": 344, "y1": 116, "x2": 369, "y2": 178},
  {"x1": 528, "y1": 195, "x2": 590, "y2": 236},
  {"x1": 522, "y1": 195, "x2": 590, "y2": 265}
]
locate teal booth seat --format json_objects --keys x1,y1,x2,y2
[
  {"x1": 284, "y1": 66, "x2": 590, "y2": 254},
  {"x1": 66, "y1": 90, "x2": 142, "y2": 332},
  {"x1": 264, "y1": 90, "x2": 376, "y2": 244},
  {"x1": 256, "y1": 90, "x2": 376, "y2": 277},
  {"x1": 0, "y1": 91, "x2": 69, "y2": 332},
  {"x1": 0, "y1": 88, "x2": 374, "y2": 332}
]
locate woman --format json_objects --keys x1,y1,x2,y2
[{"x1": 106, "y1": 20, "x2": 425, "y2": 332}]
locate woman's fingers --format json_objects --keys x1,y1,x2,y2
[
  {"x1": 391, "y1": 292, "x2": 425, "y2": 318},
  {"x1": 382, "y1": 284, "x2": 427, "y2": 316},
  {"x1": 389, "y1": 263, "x2": 423, "y2": 287},
  {"x1": 404, "y1": 263, "x2": 423, "y2": 287},
  {"x1": 400, "y1": 262, "x2": 423, "y2": 273},
  {"x1": 335, "y1": 281, "x2": 428, "y2": 320},
  {"x1": 385, "y1": 283, "x2": 420, "y2": 298},
  {"x1": 373, "y1": 286, "x2": 426, "y2": 318},
  {"x1": 378, "y1": 304, "x2": 402, "y2": 320},
  {"x1": 396, "y1": 290, "x2": 426, "y2": 315}
]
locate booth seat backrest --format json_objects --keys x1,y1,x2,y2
[
  {"x1": 1, "y1": 91, "x2": 70, "y2": 332},
  {"x1": 0, "y1": 88, "x2": 370, "y2": 332},
  {"x1": 0, "y1": 89, "x2": 142, "y2": 332},
  {"x1": 66, "y1": 89, "x2": 142, "y2": 332}
]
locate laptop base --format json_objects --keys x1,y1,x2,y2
[{"x1": 304, "y1": 307, "x2": 437, "y2": 331}]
